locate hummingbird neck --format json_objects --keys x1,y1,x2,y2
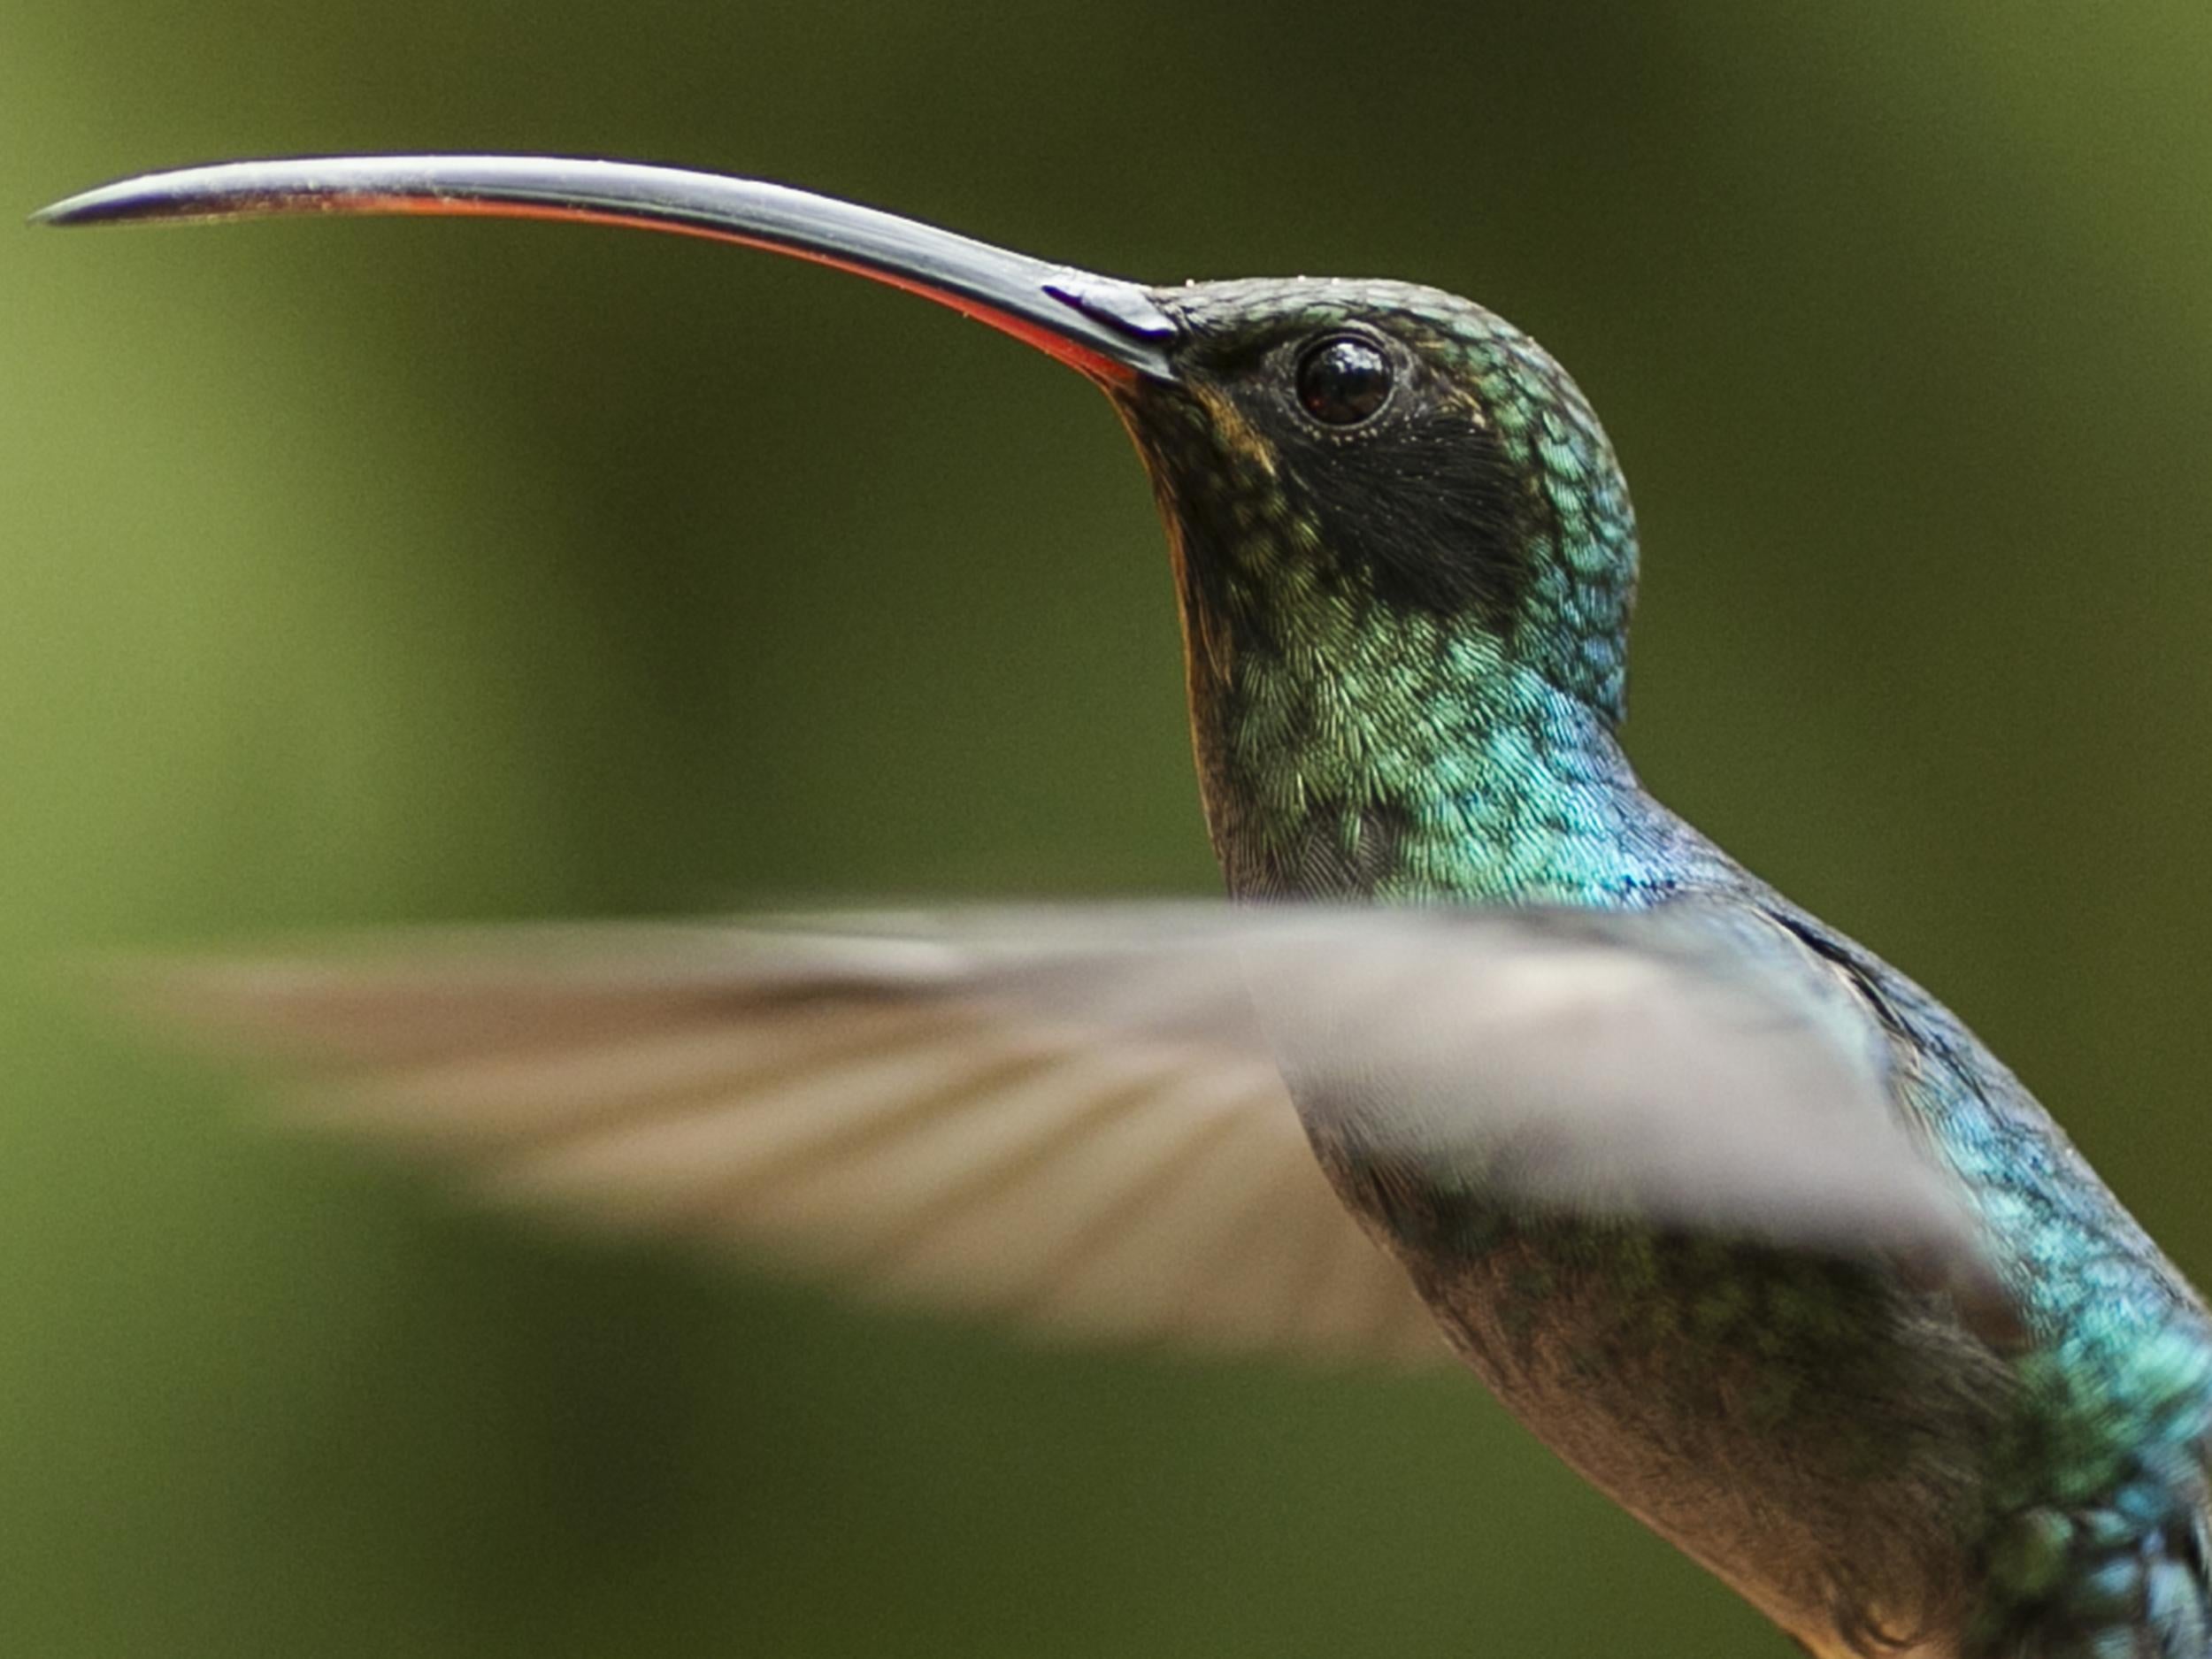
[{"x1": 1175, "y1": 603, "x2": 1683, "y2": 905}]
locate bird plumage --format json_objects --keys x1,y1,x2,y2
[
  {"x1": 39, "y1": 156, "x2": 2212, "y2": 1657},
  {"x1": 1115, "y1": 273, "x2": 2212, "y2": 1656}
]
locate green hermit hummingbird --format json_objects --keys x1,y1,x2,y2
[{"x1": 35, "y1": 156, "x2": 2212, "y2": 1658}]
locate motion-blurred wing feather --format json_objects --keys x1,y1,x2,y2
[
  {"x1": 126, "y1": 901, "x2": 2013, "y2": 1363},
  {"x1": 140, "y1": 920, "x2": 1444, "y2": 1363}
]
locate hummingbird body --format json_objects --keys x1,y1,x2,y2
[
  {"x1": 38, "y1": 157, "x2": 2212, "y2": 1657},
  {"x1": 1121, "y1": 277, "x2": 2212, "y2": 1656}
]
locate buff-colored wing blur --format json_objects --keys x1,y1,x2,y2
[
  {"x1": 121, "y1": 902, "x2": 2012, "y2": 1364},
  {"x1": 134, "y1": 908, "x2": 1445, "y2": 1362}
]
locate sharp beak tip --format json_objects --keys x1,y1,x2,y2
[{"x1": 29, "y1": 186, "x2": 137, "y2": 229}]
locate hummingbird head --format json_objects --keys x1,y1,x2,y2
[
  {"x1": 1110, "y1": 279, "x2": 1638, "y2": 726},
  {"x1": 38, "y1": 156, "x2": 1654, "y2": 897}
]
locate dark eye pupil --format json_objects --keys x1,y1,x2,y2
[{"x1": 1296, "y1": 335, "x2": 1393, "y2": 426}]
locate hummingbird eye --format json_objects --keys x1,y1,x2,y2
[{"x1": 1294, "y1": 334, "x2": 1394, "y2": 426}]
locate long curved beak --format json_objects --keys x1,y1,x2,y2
[{"x1": 34, "y1": 155, "x2": 1180, "y2": 385}]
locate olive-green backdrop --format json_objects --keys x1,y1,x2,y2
[{"x1": 7, "y1": 4, "x2": 2210, "y2": 1655}]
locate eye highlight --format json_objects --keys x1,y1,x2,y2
[{"x1": 1294, "y1": 334, "x2": 1394, "y2": 426}]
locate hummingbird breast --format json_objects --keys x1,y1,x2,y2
[
  {"x1": 1214, "y1": 727, "x2": 2212, "y2": 1652},
  {"x1": 1286, "y1": 874, "x2": 2212, "y2": 1657},
  {"x1": 1356, "y1": 1180, "x2": 2006, "y2": 1652}
]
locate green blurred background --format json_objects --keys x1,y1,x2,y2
[{"x1": 7, "y1": 4, "x2": 2211, "y2": 1655}]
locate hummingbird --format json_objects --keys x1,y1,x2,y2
[{"x1": 35, "y1": 156, "x2": 2212, "y2": 1658}]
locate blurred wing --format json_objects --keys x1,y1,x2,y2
[
  {"x1": 120, "y1": 901, "x2": 2011, "y2": 1363},
  {"x1": 132, "y1": 910, "x2": 1448, "y2": 1364}
]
